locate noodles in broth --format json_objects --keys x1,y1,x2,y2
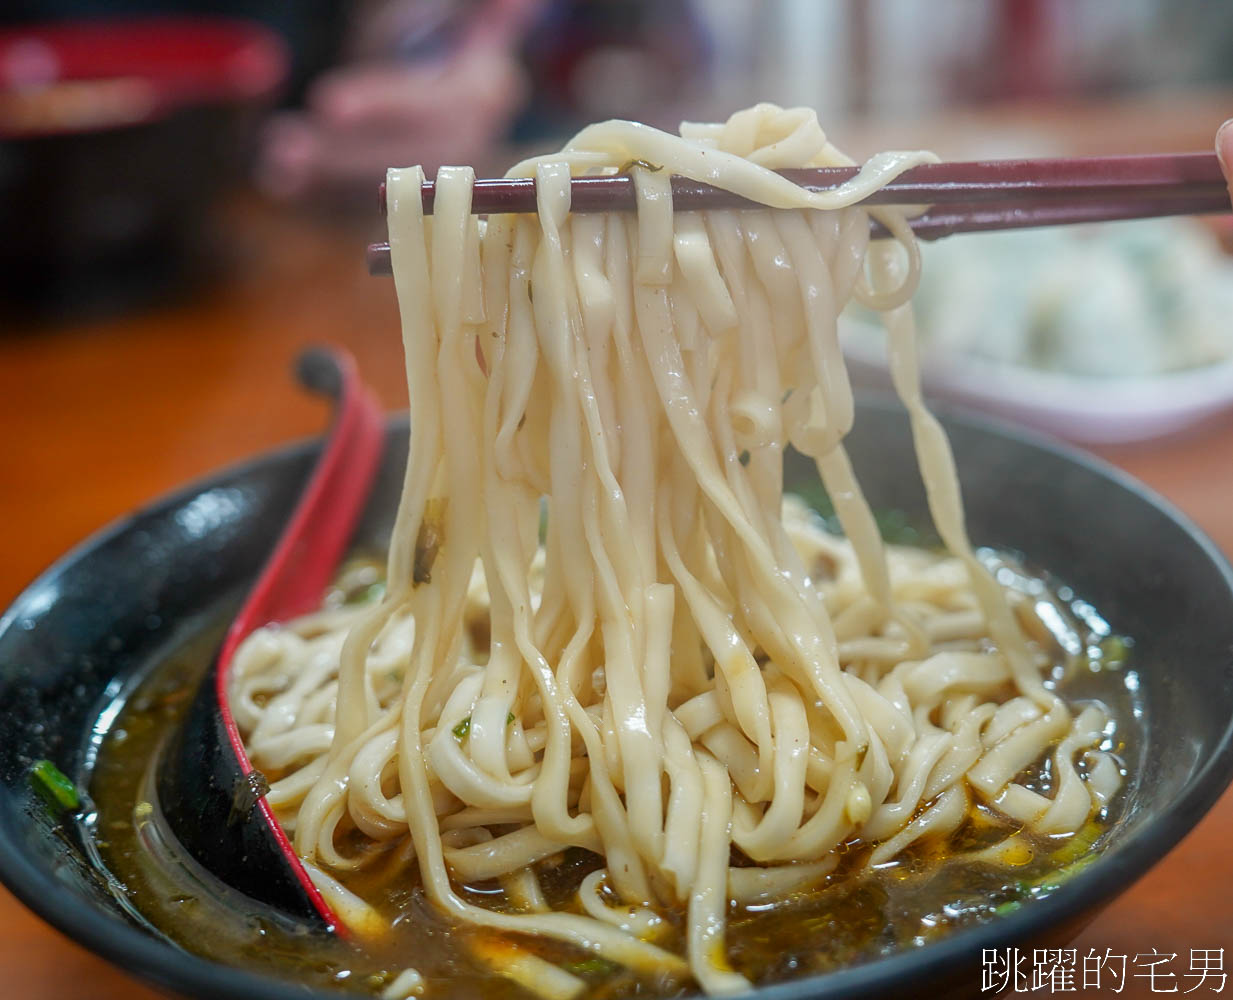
[{"x1": 229, "y1": 105, "x2": 1123, "y2": 997}]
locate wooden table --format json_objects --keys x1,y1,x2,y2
[{"x1": 2, "y1": 182, "x2": 1232, "y2": 999}]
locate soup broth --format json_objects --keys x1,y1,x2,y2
[{"x1": 85, "y1": 547, "x2": 1137, "y2": 999}]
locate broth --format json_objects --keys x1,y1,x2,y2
[{"x1": 85, "y1": 555, "x2": 1138, "y2": 999}]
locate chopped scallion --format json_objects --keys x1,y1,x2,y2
[
  {"x1": 30, "y1": 759, "x2": 79, "y2": 811},
  {"x1": 564, "y1": 957, "x2": 619, "y2": 978},
  {"x1": 1098, "y1": 634, "x2": 1131, "y2": 669}
]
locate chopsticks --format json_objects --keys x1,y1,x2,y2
[{"x1": 366, "y1": 152, "x2": 1229, "y2": 274}]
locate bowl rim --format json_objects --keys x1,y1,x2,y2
[
  {"x1": 2, "y1": 398, "x2": 1232, "y2": 1000},
  {"x1": 0, "y1": 16, "x2": 289, "y2": 140}
]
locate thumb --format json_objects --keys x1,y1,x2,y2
[{"x1": 1218, "y1": 118, "x2": 1233, "y2": 206}]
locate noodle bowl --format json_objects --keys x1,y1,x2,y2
[{"x1": 230, "y1": 104, "x2": 1123, "y2": 997}]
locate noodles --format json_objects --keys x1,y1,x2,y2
[{"x1": 231, "y1": 104, "x2": 1122, "y2": 995}]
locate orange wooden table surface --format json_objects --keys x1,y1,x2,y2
[{"x1": 1, "y1": 194, "x2": 1231, "y2": 1000}]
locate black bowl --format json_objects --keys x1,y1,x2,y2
[{"x1": 1, "y1": 396, "x2": 1231, "y2": 1000}]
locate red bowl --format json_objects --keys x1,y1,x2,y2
[{"x1": 0, "y1": 17, "x2": 287, "y2": 138}]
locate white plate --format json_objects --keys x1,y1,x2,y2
[{"x1": 841, "y1": 319, "x2": 1233, "y2": 446}]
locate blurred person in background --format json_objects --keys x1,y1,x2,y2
[
  {"x1": 238, "y1": 0, "x2": 1233, "y2": 203},
  {"x1": 5, "y1": 0, "x2": 1230, "y2": 208},
  {"x1": 8, "y1": 0, "x2": 1229, "y2": 202},
  {"x1": 2, "y1": 0, "x2": 712, "y2": 204}
]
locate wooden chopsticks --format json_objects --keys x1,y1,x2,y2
[{"x1": 366, "y1": 152, "x2": 1229, "y2": 274}]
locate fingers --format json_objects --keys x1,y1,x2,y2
[
  {"x1": 256, "y1": 69, "x2": 524, "y2": 197},
  {"x1": 255, "y1": 0, "x2": 542, "y2": 201},
  {"x1": 307, "y1": 64, "x2": 448, "y2": 126},
  {"x1": 257, "y1": 43, "x2": 528, "y2": 199},
  {"x1": 1218, "y1": 118, "x2": 1233, "y2": 205},
  {"x1": 306, "y1": 45, "x2": 525, "y2": 130}
]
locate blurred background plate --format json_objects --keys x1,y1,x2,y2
[
  {"x1": 842, "y1": 217, "x2": 1233, "y2": 445},
  {"x1": 844, "y1": 319, "x2": 1233, "y2": 445}
]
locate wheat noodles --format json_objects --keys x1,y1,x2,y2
[{"x1": 231, "y1": 104, "x2": 1121, "y2": 996}]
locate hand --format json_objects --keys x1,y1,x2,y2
[
  {"x1": 1219, "y1": 118, "x2": 1233, "y2": 206},
  {"x1": 257, "y1": 0, "x2": 543, "y2": 200}
]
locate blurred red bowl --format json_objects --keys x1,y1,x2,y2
[{"x1": 0, "y1": 17, "x2": 288, "y2": 322}]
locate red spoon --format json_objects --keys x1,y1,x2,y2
[{"x1": 157, "y1": 346, "x2": 383, "y2": 933}]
